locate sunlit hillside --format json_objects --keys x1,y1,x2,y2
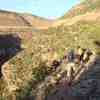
[{"x1": 0, "y1": 0, "x2": 100, "y2": 100}]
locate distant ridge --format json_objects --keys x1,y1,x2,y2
[{"x1": 0, "y1": 9, "x2": 53, "y2": 30}]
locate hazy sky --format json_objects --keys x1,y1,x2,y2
[{"x1": 0, "y1": 0, "x2": 80, "y2": 19}]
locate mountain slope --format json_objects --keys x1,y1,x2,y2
[
  {"x1": 53, "y1": 0, "x2": 100, "y2": 28},
  {"x1": 0, "y1": 10, "x2": 53, "y2": 30},
  {"x1": 0, "y1": 0, "x2": 100, "y2": 100},
  {"x1": 0, "y1": 10, "x2": 30, "y2": 27},
  {"x1": 21, "y1": 14, "x2": 53, "y2": 30},
  {"x1": 53, "y1": 11, "x2": 100, "y2": 27},
  {"x1": 62, "y1": 0, "x2": 100, "y2": 19}
]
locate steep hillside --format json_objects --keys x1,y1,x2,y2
[
  {"x1": 0, "y1": 10, "x2": 30, "y2": 27},
  {"x1": 21, "y1": 14, "x2": 53, "y2": 30},
  {"x1": 53, "y1": 0, "x2": 100, "y2": 28},
  {"x1": 0, "y1": 10, "x2": 53, "y2": 30},
  {"x1": 1, "y1": 19, "x2": 100, "y2": 100},
  {"x1": 53, "y1": 11, "x2": 100, "y2": 27},
  {"x1": 62, "y1": 0, "x2": 100, "y2": 19},
  {"x1": 0, "y1": 0, "x2": 100, "y2": 100}
]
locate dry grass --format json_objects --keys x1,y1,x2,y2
[{"x1": 0, "y1": 1, "x2": 100, "y2": 99}]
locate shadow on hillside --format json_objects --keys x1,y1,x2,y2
[
  {"x1": 0, "y1": 34, "x2": 22, "y2": 78},
  {"x1": 71, "y1": 55, "x2": 100, "y2": 98},
  {"x1": 22, "y1": 96, "x2": 35, "y2": 100}
]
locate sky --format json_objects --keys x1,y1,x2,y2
[{"x1": 0, "y1": 0, "x2": 81, "y2": 19}]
